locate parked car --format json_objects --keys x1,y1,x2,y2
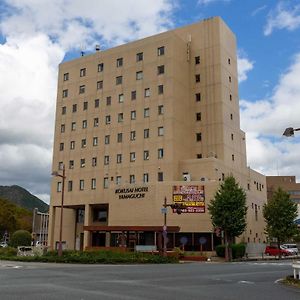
[
  {"x1": 0, "y1": 242, "x2": 8, "y2": 248},
  {"x1": 264, "y1": 245, "x2": 291, "y2": 256},
  {"x1": 280, "y1": 244, "x2": 299, "y2": 255}
]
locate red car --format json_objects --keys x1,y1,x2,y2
[{"x1": 265, "y1": 246, "x2": 291, "y2": 256}]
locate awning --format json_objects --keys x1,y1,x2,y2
[{"x1": 84, "y1": 225, "x2": 180, "y2": 232}]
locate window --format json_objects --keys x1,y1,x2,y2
[
  {"x1": 144, "y1": 150, "x2": 149, "y2": 160},
  {"x1": 93, "y1": 137, "x2": 98, "y2": 146},
  {"x1": 118, "y1": 113, "x2": 123, "y2": 123},
  {"x1": 228, "y1": 58, "x2": 231, "y2": 65},
  {"x1": 144, "y1": 88, "x2": 150, "y2": 98},
  {"x1": 116, "y1": 176, "x2": 122, "y2": 185},
  {"x1": 130, "y1": 131, "x2": 136, "y2": 141},
  {"x1": 232, "y1": 154, "x2": 234, "y2": 161},
  {"x1": 157, "y1": 65, "x2": 165, "y2": 75},
  {"x1": 104, "y1": 155, "x2": 109, "y2": 165},
  {"x1": 105, "y1": 115, "x2": 111, "y2": 124},
  {"x1": 136, "y1": 52, "x2": 143, "y2": 61},
  {"x1": 130, "y1": 174, "x2": 135, "y2": 184},
  {"x1": 131, "y1": 110, "x2": 136, "y2": 120},
  {"x1": 79, "y1": 180, "x2": 84, "y2": 191},
  {"x1": 69, "y1": 160, "x2": 74, "y2": 169},
  {"x1": 195, "y1": 74, "x2": 200, "y2": 82},
  {"x1": 92, "y1": 157, "x2": 97, "y2": 167},
  {"x1": 195, "y1": 56, "x2": 200, "y2": 64},
  {"x1": 61, "y1": 124, "x2": 65, "y2": 133},
  {"x1": 91, "y1": 178, "x2": 96, "y2": 190},
  {"x1": 143, "y1": 173, "x2": 149, "y2": 183},
  {"x1": 230, "y1": 113, "x2": 233, "y2": 120},
  {"x1": 79, "y1": 85, "x2": 85, "y2": 94},
  {"x1": 231, "y1": 133, "x2": 234, "y2": 140},
  {"x1": 130, "y1": 152, "x2": 136, "y2": 162},
  {"x1": 57, "y1": 182, "x2": 62, "y2": 192},
  {"x1": 116, "y1": 76, "x2": 122, "y2": 85},
  {"x1": 118, "y1": 94, "x2": 124, "y2": 103},
  {"x1": 136, "y1": 71, "x2": 143, "y2": 80},
  {"x1": 230, "y1": 94, "x2": 232, "y2": 101},
  {"x1": 104, "y1": 177, "x2": 109, "y2": 189},
  {"x1": 104, "y1": 135, "x2": 110, "y2": 145},
  {"x1": 106, "y1": 96, "x2": 111, "y2": 106},
  {"x1": 196, "y1": 112, "x2": 201, "y2": 121},
  {"x1": 68, "y1": 180, "x2": 73, "y2": 192},
  {"x1": 144, "y1": 108, "x2": 149, "y2": 117},
  {"x1": 158, "y1": 105, "x2": 164, "y2": 115},
  {"x1": 158, "y1": 85, "x2": 164, "y2": 95},
  {"x1": 59, "y1": 143, "x2": 64, "y2": 151},
  {"x1": 62, "y1": 106, "x2": 66, "y2": 115},
  {"x1": 197, "y1": 154, "x2": 202, "y2": 159},
  {"x1": 63, "y1": 73, "x2": 69, "y2": 81},
  {"x1": 157, "y1": 46, "x2": 165, "y2": 56},
  {"x1": 97, "y1": 80, "x2": 103, "y2": 90},
  {"x1": 71, "y1": 122, "x2": 76, "y2": 131},
  {"x1": 80, "y1": 68, "x2": 86, "y2": 77},
  {"x1": 131, "y1": 90, "x2": 136, "y2": 100},
  {"x1": 70, "y1": 141, "x2": 75, "y2": 150},
  {"x1": 144, "y1": 128, "x2": 149, "y2": 138},
  {"x1": 196, "y1": 133, "x2": 202, "y2": 141},
  {"x1": 196, "y1": 93, "x2": 201, "y2": 102},
  {"x1": 229, "y1": 76, "x2": 232, "y2": 82},
  {"x1": 116, "y1": 57, "x2": 123, "y2": 67},
  {"x1": 117, "y1": 133, "x2": 123, "y2": 143},
  {"x1": 94, "y1": 118, "x2": 99, "y2": 127},
  {"x1": 83, "y1": 101, "x2": 88, "y2": 110},
  {"x1": 158, "y1": 127, "x2": 164, "y2": 136},
  {"x1": 80, "y1": 158, "x2": 85, "y2": 168},
  {"x1": 82, "y1": 120, "x2": 87, "y2": 129},
  {"x1": 95, "y1": 99, "x2": 100, "y2": 108},
  {"x1": 72, "y1": 104, "x2": 77, "y2": 113},
  {"x1": 98, "y1": 63, "x2": 104, "y2": 72},
  {"x1": 58, "y1": 162, "x2": 64, "y2": 170},
  {"x1": 158, "y1": 148, "x2": 164, "y2": 159},
  {"x1": 81, "y1": 139, "x2": 86, "y2": 148},
  {"x1": 158, "y1": 172, "x2": 163, "y2": 182},
  {"x1": 62, "y1": 89, "x2": 68, "y2": 98},
  {"x1": 117, "y1": 154, "x2": 122, "y2": 164}
]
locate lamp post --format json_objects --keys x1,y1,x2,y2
[
  {"x1": 51, "y1": 164, "x2": 66, "y2": 257},
  {"x1": 283, "y1": 127, "x2": 300, "y2": 137}
]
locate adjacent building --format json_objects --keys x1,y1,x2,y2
[{"x1": 48, "y1": 17, "x2": 267, "y2": 252}]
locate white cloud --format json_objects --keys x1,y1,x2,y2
[
  {"x1": 237, "y1": 55, "x2": 254, "y2": 83},
  {"x1": 241, "y1": 52, "x2": 300, "y2": 180},
  {"x1": 197, "y1": 0, "x2": 230, "y2": 5},
  {"x1": 0, "y1": 0, "x2": 175, "y2": 199},
  {"x1": 251, "y1": 5, "x2": 267, "y2": 17},
  {"x1": 264, "y1": 2, "x2": 300, "y2": 35}
]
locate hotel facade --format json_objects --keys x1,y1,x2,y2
[{"x1": 48, "y1": 17, "x2": 267, "y2": 252}]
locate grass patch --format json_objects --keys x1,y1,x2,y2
[
  {"x1": 0, "y1": 249, "x2": 178, "y2": 264},
  {"x1": 281, "y1": 275, "x2": 300, "y2": 288}
]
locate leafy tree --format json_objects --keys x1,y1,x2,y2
[
  {"x1": 263, "y1": 188, "x2": 298, "y2": 255},
  {"x1": 208, "y1": 176, "x2": 247, "y2": 261},
  {"x1": 9, "y1": 230, "x2": 32, "y2": 248}
]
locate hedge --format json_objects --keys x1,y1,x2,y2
[{"x1": 215, "y1": 243, "x2": 246, "y2": 259}]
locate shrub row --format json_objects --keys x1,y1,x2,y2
[{"x1": 215, "y1": 243, "x2": 246, "y2": 259}]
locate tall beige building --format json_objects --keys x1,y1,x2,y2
[{"x1": 49, "y1": 17, "x2": 267, "y2": 252}]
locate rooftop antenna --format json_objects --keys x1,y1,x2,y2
[{"x1": 80, "y1": 43, "x2": 86, "y2": 57}]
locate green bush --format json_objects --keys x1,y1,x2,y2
[
  {"x1": 215, "y1": 243, "x2": 246, "y2": 259},
  {"x1": 0, "y1": 246, "x2": 17, "y2": 257},
  {"x1": 9, "y1": 230, "x2": 31, "y2": 248}
]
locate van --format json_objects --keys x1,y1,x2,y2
[{"x1": 280, "y1": 244, "x2": 298, "y2": 255}]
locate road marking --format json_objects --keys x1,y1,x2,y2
[{"x1": 238, "y1": 280, "x2": 254, "y2": 284}]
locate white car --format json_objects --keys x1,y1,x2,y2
[
  {"x1": 280, "y1": 244, "x2": 298, "y2": 255},
  {"x1": 0, "y1": 242, "x2": 8, "y2": 248}
]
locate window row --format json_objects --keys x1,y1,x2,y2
[
  {"x1": 63, "y1": 47, "x2": 165, "y2": 81},
  {"x1": 62, "y1": 69, "x2": 165, "y2": 97}
]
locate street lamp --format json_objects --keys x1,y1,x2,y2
[
  {"x1": 51, "y1": 164, "x2": 66, "y2": 257},
  {"x1": 283, "y1": 127, "x2": 300, "y2": 137}
]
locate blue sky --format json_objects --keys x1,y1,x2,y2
[{"x1": 0, "y1": 0, "x2": 300, "y2": 202}]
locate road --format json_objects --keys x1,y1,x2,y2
[{"x1": 0, "y1": 260, "x2": 299, "y2": 299}]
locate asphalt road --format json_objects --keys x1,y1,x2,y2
[{"x1": 0, "y1": 260, "x2": 299, "y2": 300}]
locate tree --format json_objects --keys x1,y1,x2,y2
[
  {"x1": 9, "y1": 230, "x2": 32, "y2": 248},
  {"x1": 263, "y1": 188, "x2": 298, "y2": 256},
  {"x1": 208, "y1": 176, "x2": 247, "y2": 261}
]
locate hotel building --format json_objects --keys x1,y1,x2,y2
[{"x1": 49, "y1": 17, "x2": 267, "y2": 251}]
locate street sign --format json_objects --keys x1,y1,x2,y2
[
  {"x1": 199, "y1": 237, "x2": 207, "y2": 245},
  {"x1": 161, "y1": 207, "x2": 167, "y2": 214},
  {"x1": 180, "y1": 236, "x2": 188, "y2": 245}
]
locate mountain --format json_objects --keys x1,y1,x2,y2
[{"x1": 0, "y1": 185, "x2": 49, "y2": 213}]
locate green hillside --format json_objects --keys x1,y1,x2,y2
[{"x1": 0, "y1": 185, "x2": 49, "y2": 213}]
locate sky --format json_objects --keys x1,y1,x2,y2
[{"x1": 0, "y1": 0, "x2": 300, "y2": 204}]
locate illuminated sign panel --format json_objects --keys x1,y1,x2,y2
[{"x1": 172, "y1": 185, "x2": 205, "y2": 213}]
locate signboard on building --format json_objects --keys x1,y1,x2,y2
[{"x1": 172, "y1": 185, "x2": 205, "y2": 213}]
